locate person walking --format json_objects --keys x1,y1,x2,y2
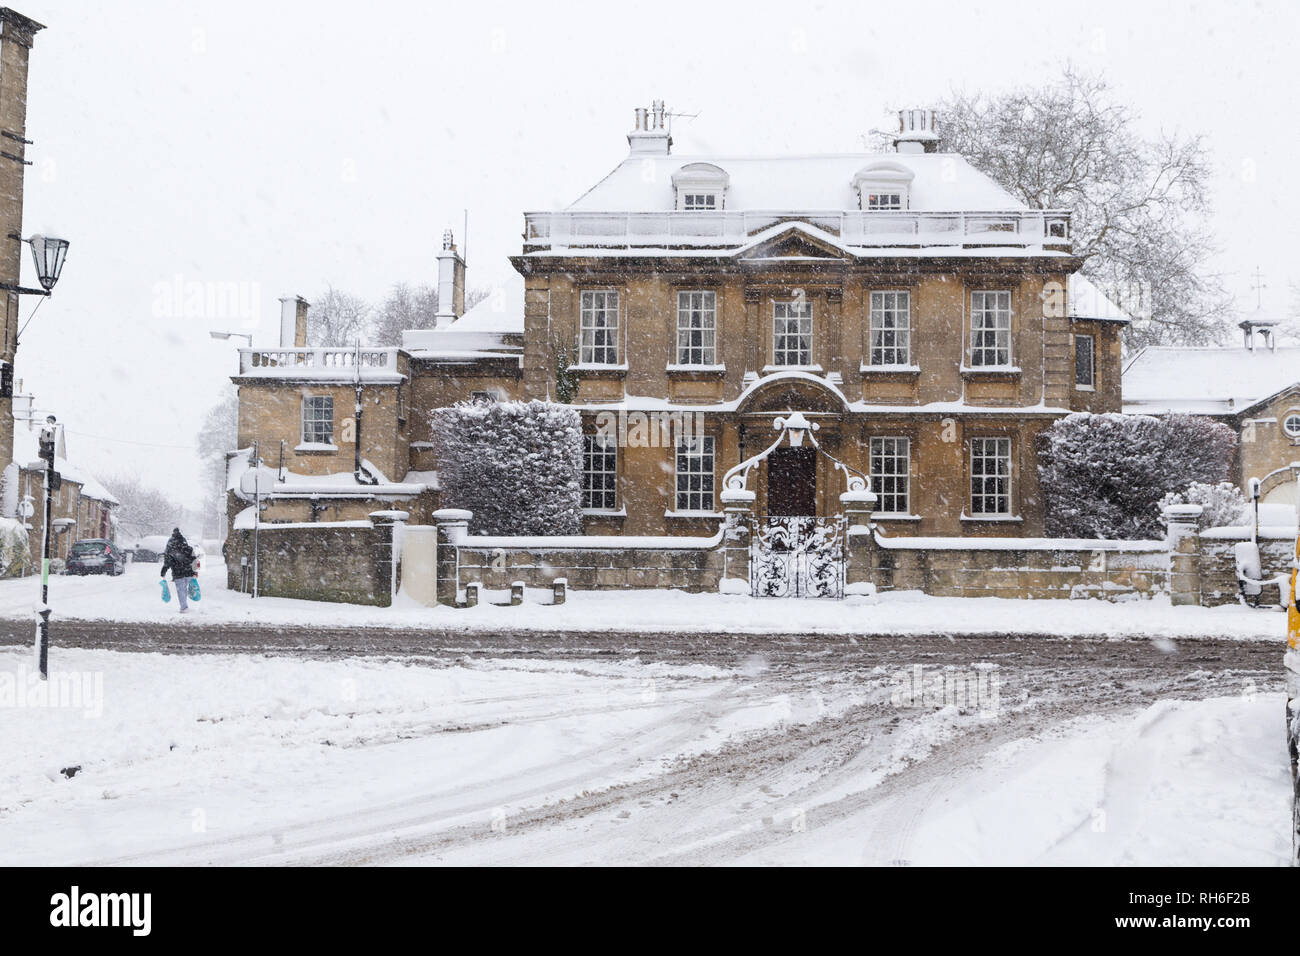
[{"x1": 160, "y1": 528, "x2": 200, "y2": 614}]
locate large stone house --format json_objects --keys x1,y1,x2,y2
[
  {"x1": 1124, "y1": 316, "x2": 1300, "y2": 506},
  {"x1": 231, "y1": 103, "x2": 1125, "y2": 538}
]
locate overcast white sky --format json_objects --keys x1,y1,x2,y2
[{"x1": 12, "y1": 0, "x2": 1299, "y2": 508}]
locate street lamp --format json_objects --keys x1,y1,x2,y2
[
  {"x1": 209, "y1": 330, "x2": 253, "y2": 346},
  {"x1": 35, "y1": 413, "x2": 60, "y2": 681},
  {"x1": 2, "y1": 232, "x2": 70, "y2": 295}
]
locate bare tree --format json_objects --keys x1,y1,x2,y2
[
  {"x1": 198, "y1": 387, "x2": 239, "y2": 538},
  {"x1": 370, "y1": 284, "x2": 495, "y2": 346},
  {"x1": 370, "y1": 282, "x2": 440, "y2": 346},
  {"x1": 937, "y1": 68, "x2": 1227, "y2": 348},
  {"x1": 105, "y1": 472, "x2": 186, "y2": 543},
  {"x1": 306, "y1": 287, "x2": 373, "y2": 346}
]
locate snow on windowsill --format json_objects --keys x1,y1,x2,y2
[
  {"x1": 860, "y1": 364, "x2": 920, "y2": 374},
  {"x1": 960, "y1": 513, "x2": 1024, "y2": 523},
  {"x1": 960, "y1": 365, "x2": 1021, "y2": 376},
  {"x1": 295, "y1": 443, "x2": 339, "y2": 453},
  {"x1": 582, "y1": 508, "x2": 627, "y2": 518},
  {"x1": 666, "y1": 363, "x2": 726, "y2": 374},
  {"x1": 569, "y1": 363, "x2": 629, "y2": 373},
  {"x1": 872, "y1": 513, "x2": 922, "y2": 521},
  {"x1": 665, "y1": 510, "x2": 723, "y2": 520}
]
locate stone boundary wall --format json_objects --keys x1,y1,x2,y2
[
  {"x1": 217, "y1": 502, "x2": 1297, "y2": 610},
  {"x1": 866, "y1": 535, "x2": 1170, "y2": 601},
  {"x1": 224, "y1": 511, "x2": 404, "y2": 606},
  {"x1": 455, "y1": 532, "x2": 724, "y2": 593},
  {"x1": 1194, "y1": 528, "x2": 1293, "y2": 607}
]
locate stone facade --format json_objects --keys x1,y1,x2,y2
[
  {"x1": 223, "y1": 511, "x2": 403, "y2": 606},
  {"x1": 456, "y1": 538, "x2": 723, "y2": 593},
  {"x1": 0, "y1": 11, "x2": 44, "y2": 482},
  {"x1": 230, "y1": 105, "x2": 1129, "y2": 547}
]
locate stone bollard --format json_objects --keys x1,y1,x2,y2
[
  {"x1": 464, "y1": 582, "x2": 480, "y2": 608},
  {"x1": 1163, "y1": 503, "x2": 1203, "y2": 606},
  {"x1": 510, "y1": 581, "x2": 525, "y2": 606},
  {"x1": 841, "y1": 488, "x2": 879, "y2": 597},
  {"x1": 552, "y1": 578, "x2": 567, "y2": 605},
  {"x1": 719, "y1": 488, "x2": 756, "y2": 595},
  {"x1": 432, "y1": 508, "x2": 472, "y2": 607}
]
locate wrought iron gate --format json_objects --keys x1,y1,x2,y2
[{"x1": 750, "y1": 515, "x2": 846, "y2": 598}]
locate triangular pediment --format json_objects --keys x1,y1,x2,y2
[{"x1": 736, "y1": 224, "x2": 849, "y2": 261}]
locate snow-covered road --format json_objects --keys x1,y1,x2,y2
[
  {"x1": 1, "y1": 638, "x2": 1290, "y2": 866},
  {"x1": 0, "y1": 561, "x2": 1289, "y2": 642}
]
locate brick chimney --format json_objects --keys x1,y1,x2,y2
[
  {"x1": 627, "y1": 99, "x2": 672, "y2": 156},
  {"x1": 279, "y1": 295, "x2": 309, "y2": 347},
  {"x1": 434, "y1": 230, "x2": 465, "y2": 328}
]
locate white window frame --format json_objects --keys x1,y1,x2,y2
[
  {"x1": 970, "y1": 437, "x2": 1013, "y2": 517},
  {"x1": 582, "y1": 434, "x2": 619, "y2": 511},
  {"x1": 675, "y1": 435, "x2": 715, "y2": 513},
  {"x1": 773, "y1": 299, "x2": 813, "y2": 367},
  {"x1": 970, "y1": 291, "x2": 1012, "y2": 367},
  {"x1": 870, "y1": 437, "x2": 910, "y2": 515},
  {"x1": 1074, "y1": 334, "x2": 1096, "y2": 390},
  {"x1": 864, "y1": 192, "x2": 903, "y2": 210},
  {"x1": 1283, "y1": 410, "x2": 1300, "y2": 439},
  {"x1": 676, "y1": 291, "x2": 717, "y2": 366},
  {"x1": 302, "y1": 395, "x2": 334, "y2": 445},
  {"x1": 579, "y1": 290, "x2": 619, "y2": 365},
  {"x1": 869, "y1": 291, "x2": 911, "y2": 366},
  {"x1": 679, "y1": 192, "x2": 720, "y2": 211}
]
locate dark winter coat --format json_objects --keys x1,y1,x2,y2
[{"x1": 160, "y1": 531, "x2": 197, "y2": 580}]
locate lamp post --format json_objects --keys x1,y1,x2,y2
[
  {"x1": 0, "y1": 233, "x2": 70, "y2": 681},
  {"x1": 35, "y1": 414, "x2": 60, "y2": 681}
]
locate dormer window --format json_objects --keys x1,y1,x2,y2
[
  {"x1": 681, "y1": 192, "x2": 718, "y2": 210},
  {"x1": 672, "y1": 162, "x2": 729, "y2": 211},
  {"x1": 864, "y1": 192, "x2": 903, "y2": 210},
  {"x1": 852, "y1": 161, "x2": 915, "y2": 211}
]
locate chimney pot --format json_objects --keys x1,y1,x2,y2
[
  {"x1": 627, "y1": 99, "x2": 672, "y2": 156},
  {"x1": 435, "y1": 230, "x2": 466, "y2": 328},
  {"x1": 893, "y1": 108, "x2": 940, "y2": 154}
]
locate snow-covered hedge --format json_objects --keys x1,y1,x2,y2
[
  {"x1": 431, "y1": 400, "x2": 583, "y2": 535},
  {"x1": 0, "y1": 517, "x2": 28, "y2": 578},
  {"x1": 1158, "y1": 481, "x2": 1249, "y2": 530},
  {"x1": 1038, "y1": 413, "x2": 1237, "y2": 539}
]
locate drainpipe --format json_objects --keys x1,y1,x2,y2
[{"x1": 354, "y1": 339, "x2": 378, "y2": 486}]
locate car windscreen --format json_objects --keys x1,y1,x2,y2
[{"x1": 70, "y1": 543, "x2": 106, "y2": 554}]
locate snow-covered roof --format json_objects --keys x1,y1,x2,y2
[
  {"x1": 566, "y1": 152, "x2": 1023, "y2": 212},
  {"x1": 11, "y1": 420, "x2": 120, "y2": 505},
  {"x1": 401, "y1": 273, "x2": 525, "y2": 359},
  {"x1": 1068, "y1": 275, "x2": 1132, "y2": 324},
  {"x1": 226, "y1": 452, "x2": 433, "y2": 502},
  {"x1": 1122, "y1": 346, "x2": 1300, "y2": 416}
]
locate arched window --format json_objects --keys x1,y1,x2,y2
[{"x1": 671, "y1": 163, "x2": 729, "y2": 211}]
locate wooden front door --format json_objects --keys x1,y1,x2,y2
[{"x1": 767, "y1": 447, "x2": 816, "y2": 516}]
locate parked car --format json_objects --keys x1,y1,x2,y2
[
  {"x1": 127, "y1": 534, "x2": 169, "y2": 563},
  {"x1": 65, "y1": 539, "x2": 126, "y2": 576}
]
